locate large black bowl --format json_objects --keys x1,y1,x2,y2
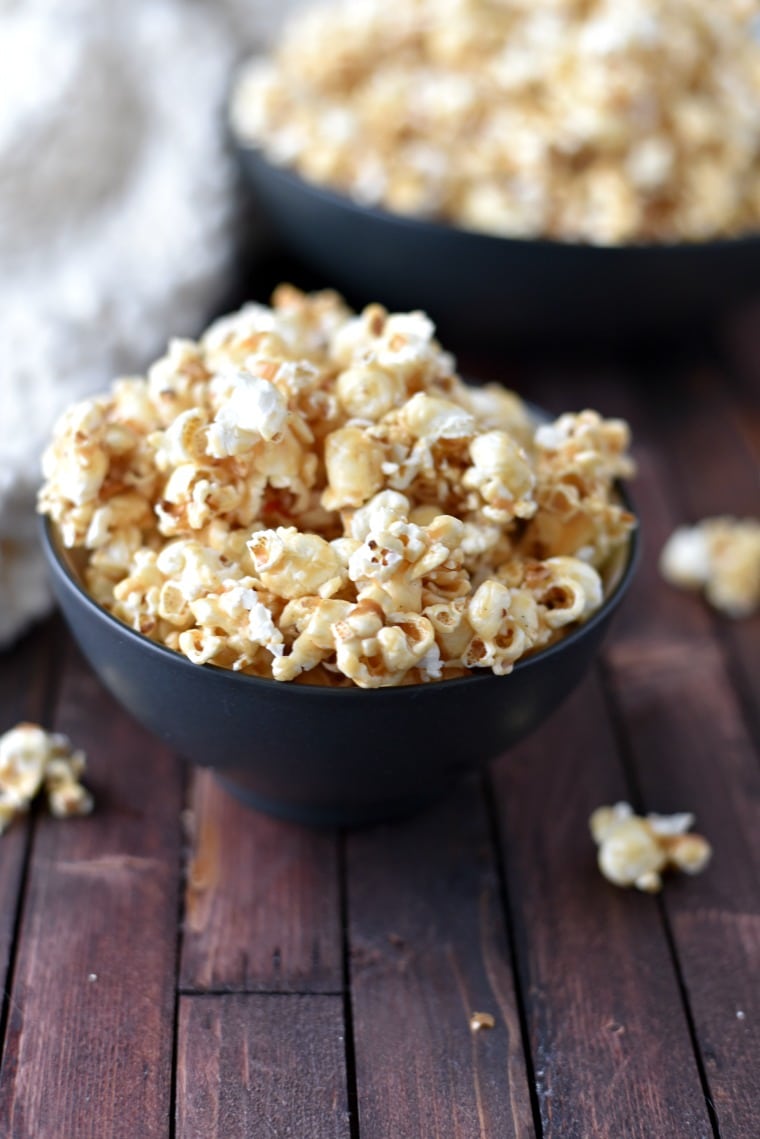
[
  {"x1": 238, "y1": 146, "x2": 760, "y2": 344},
  {"x1": 40, "y1": 512, "x2": 638, "y2": 827}
]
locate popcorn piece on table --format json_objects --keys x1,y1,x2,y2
[
  {"x1": 469, "y1": 1012, "x2": 496, "y2": 1033},
  {"x1": 0, "y1": 723, "x2": 93, "y2": 834},
  {"x1": 659, "y1": 517, "x2": 760, "y2": 618},
  {"x1": 590, "y1": 802, "x2": 712, "y2": 893}
]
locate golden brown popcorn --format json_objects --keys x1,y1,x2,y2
[
  {"x1": 590, "y1": 802, "x2": 712, "y2": 893},
  {"x1": 519, "y1": 412, "x2": 636, "y2": 566},
  {"x1": 322, "y1": 426, "x2": 386, "y2": 509},
  {"x1": 0, "y1": 723, "x2": 93, "y2": 833},
  {"x1": 462, "y1": 431, "x2": 537, "y2": 523},
  {"x1": 659, "y1": 516, "x2": 760, "y2": 618},
  {"x1": 469, "y1": 1012, "x2": 496, "y2": 1033},
  {"x1": 231, "y1": 0, "x2": 760, "y2": 244},
  {"x1": 333, "y1": 599, "x2": 437, "y2": 687},
  {"x1": 275, "y1": 597, "x2": 354, "y2": 681},
  {"x1": 39, "y1": 288, "x2": 636, "y2": 687},
  {"x1": 463, "y1": 581, "x2": 540, "y2": 675},
  {"x1": 248, "y1": 527, "x2": 346, "y2": 599}
]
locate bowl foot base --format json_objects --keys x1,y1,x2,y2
[{"x1": 212, "y1": 772, "x2": 454, "y2": 828}]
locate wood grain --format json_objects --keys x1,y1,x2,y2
[
  {"x1": 491, "y1": 672, "x2": 713, "y2": 1139},
  {"x1": 181, "y1": 769, "x2": 342, "y2": 993},
  {"x1": 346, "y1": 776, "x2": 535, "y2": 1139},
  {"x1": 606, "y1": 637, "x2": 760, "y2": 1139},
  {"x1": 598, "y1": 357, "x2": 760, "y2": 1137},
  {"x1": 653, "y1": 364, "x2": 760, "y2": 740},
  {"x1": 176, "y1": 994, "x2": 351, "y2": 1138},
  {"x1": 0, "y1": 621, "x2": 61, "y2": 1014},
  {"x1": 0, "y1": 641, "x2": 183, "y2": 1139},
  {"x1": 0, "y1": 318, "x2": 756, "y2": 1139}
]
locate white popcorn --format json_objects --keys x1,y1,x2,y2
[
  {"x1": 540, "y1": 557, "x2": 604, "y2": 626},
  {"x1": 202, "y1": 303, "x2": 280, "y2": 355},
  {"x1": 348, "y1": 490, "x2": 411, "y2": 542},
  {"x1": 463, "y1": 430, "x2": 536, "y2": 522},
  {"x1": 590, "y1": 801, "x2": 712, "y2": 892},
  {"x1": 660, "y1": 517, "x2": 760, "y2": 617},
  {"x1": 42, "y1": 400, "x2": 110, "y2": 507},
  {"x1": 322, "y1": 426, "x2": 385, "y2": 509},
  {"x1": 248, "y1": 527, "x2": 345, "y2": 600},
  {"x1": 659, "y1": 526, "x2": 711, "y2": 589},
  {"x1": 399, "y1": 394, "x2": 475, "y2": 442},
  {"x1": 206, "y1": 368, "x2": 289, "y2": 457},
  {"x1": 0, "y1": 723, "x2": 93, "y2": 833},
  {"x1": 152, "y1": 408, "x2": 209, "y2": 469}
]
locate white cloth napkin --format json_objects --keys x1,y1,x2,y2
[{"x1": 0, "y1": 0, "x2": 301, "y2": 646}]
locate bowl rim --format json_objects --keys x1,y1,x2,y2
[
  {"x1": 40, "y1": 492, "x2": 639, "y2": 700},
  {"x1": 237, "y1": 142, "x2": 760, "y2": 256}
]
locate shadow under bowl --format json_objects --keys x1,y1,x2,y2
[
  {"x1": 238, "y1": 146, "x2": 760, "y2": 346},
  {"x1": 40, "y1": 512, "x2": 638, "y2": 827}
]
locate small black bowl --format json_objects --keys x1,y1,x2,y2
[
  {"x1": 40, "y1": 508, "x2": 638, "y2": 827},
  {"x1": 238, "y1": 146, "x2": 760, "y2": 345}
]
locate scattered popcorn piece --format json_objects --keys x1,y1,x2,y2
[
  {"x1": 230, "y1": 1, "x2": 760, "y2": 245},
  {"x1": 470, "y1": 1012, "x2": 496, "y2": 1033},
  {"x1": 660, "y1": 517, "x2": 760, "y2": 617},
  {"x1": 0, "y1": 723, "x2": 93, "y2": 834},
  {"x1": 590, "y1": 802, "x2": 711, "y2": 892},
  {"x1": 38, "y1": 288, "x2": 636, "y2": 688}
]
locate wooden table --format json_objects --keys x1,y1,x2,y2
[{"x1": 0, "y1": 296, "x2": 758, "y2": 1139}]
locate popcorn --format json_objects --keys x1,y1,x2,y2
[
  {"x1": 533, "y1": 557, "x2": 605, "y2": 629},
  {"x1": 230, "y1": 0, "x2": 760, "y2": 245},
  {"x1": 333, "y1": 599, "x2": 436, "y2": 688},
  {"x1": 336, "y1": 364, "x2": 404, "y2": 420},
  {"x1": 659, "y1": 517, "x2": 760, "y2": 617},
  {"x1": 0, "y1": 723, "x2": 93, "y2": 833},
  {"x1": 322, "y1": 426, "x2": 385, "y2": 509},
  {"x1": 469, "y1": 1012, "x2": 496, "y2": 1033},
  {"x1": 463, "y1": 581, "x2": 539, "y2": 675},
  {"x1": 590, "y1": 802, "x2": 712, "y2": 892},
  {"x1": 248, "y1": 527, "x2": 345, "y2": 599},
  {"x1": 462, "y1": 431, "x2": 536, "y2": 523},
  {"x1": 39, "y1": 288, "x2": 636, "y2": 687},
  {"x1": 206, "y1": 369, "x2": 288, "y2": 457}
]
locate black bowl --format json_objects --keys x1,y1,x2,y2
[
  {"x1": 238, "y1": 146, "x2": 760, "y2": 345},
  {"x1": 40, "y1": 511, "x2": 638, "y2": 827}
]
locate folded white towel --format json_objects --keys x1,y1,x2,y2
[{"x1": 0, "y1": 0, "x2": 299, "y2": 646}]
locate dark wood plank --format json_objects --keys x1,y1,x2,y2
[
  {"x1": 592, "y1": 359, "x2": 760, "y2": 1137},
  {"x1": 0, "y1": 639, "x2": 183, "y2": 1139},
  {"x1": 346, "y1": 777, "x2": 535, "y2": 1139},
  {"x1": 176, "y1": 994, "x2": 351, "y2": 1138},
  {"x1": 492, "y1": 673, "x2": 713, "y2": 1139},
  {"x1": 655, "y1": 364, "x2": 760, "y2": 741},
  {"x1": 606, "y1": 637, "x2": 760, "y2": 1139},
  {"x1": 722, "y1": 296, "x2": 760, "y2": 403},
  {"x1": 181, "y1": 770, "x2": 342, "y2": 993},
  {"x1": 0, "y1": 621, "x2": 61, "y2": 1016}
]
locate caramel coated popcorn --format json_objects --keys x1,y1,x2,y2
[
  {"x1": 469, "y1": 1012, "x2": 496, "y2": 1033},
  {"x1": 231, "y1": 0, "x2": 760, "y2": 245},
  {"x1": 590, "y1": 802, "x2": 711, "y2": 893},
  {"x1": 0, "y1": 723, "x2": 93, "y2": 834},
  {"x1": 659, "y1": 516, "x2": 760, "y2": 618},
  {"x1": 39, "y1": 287, "x2": 635, "y2": 688}
]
